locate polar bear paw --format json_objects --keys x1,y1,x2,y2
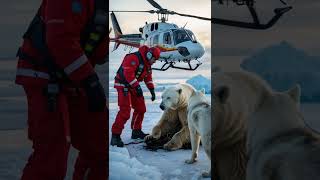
[
  {"x1": 201, "y1": 170, "x2": 211, "y2": 178},
  {"x1": 185, "y1": 159, "x2": 197, "y2": 164}
]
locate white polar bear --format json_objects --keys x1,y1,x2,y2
[
  {"x1": 185, "y1": 89, "x2": 211, "y2": 178},
  {"x1": 212, "y1": 70, "x2": 274, "y2": 180},
  {"x1": 246, "y1": 84, "x2": 320, "y2": 180},
  {"x1": 145, "y1": 84, "x2": 195, "y2": 150}
]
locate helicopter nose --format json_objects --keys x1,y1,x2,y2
[{"x1": 188, "y1": 43, "x2": 205, "y2": 59}]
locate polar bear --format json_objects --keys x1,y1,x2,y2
[
  {"x1": 212, "y1": 70, "x2": 273, "y2": 180},
  {"x1": 185, "y1": 89, "x2": 211, "y2": 178},
  {"x1": 246, "y1": 84, "x2": 320, "y2": 180},
  {"x1": 145, "y1": 84, "x2": 195, "y2": 150}
]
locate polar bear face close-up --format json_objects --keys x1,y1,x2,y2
[{"x1": 160, "y1": 86, "x2": 182, "y2": 111}]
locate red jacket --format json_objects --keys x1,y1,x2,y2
[
  {"x1": 114, "y1": 46, "x2": 155, "y2": 90},
  {"x1": 15, "y1": 0, "x2": 108, "y2": 86}
]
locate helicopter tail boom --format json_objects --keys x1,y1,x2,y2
[{"x1": 111, "y1": 12, "x2": 123, "y2": 51}]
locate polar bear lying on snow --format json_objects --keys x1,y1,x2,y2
[{"x1": 145, "y1": 84, "x2": 195, "y2": 150}]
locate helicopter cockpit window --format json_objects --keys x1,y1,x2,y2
[
  {"x1": 186, "y1": 30, "x2": 197, "y2": 43},
  {"x1": 153, "y1": 35, "x2": 159, "y2": 45},
  {"x1": 173, "y1": 29, "x2": 191, "y2": 45},
  {"x1": 163, "y1": 32, "x2": 172, "y2": 45},
  {"x1": 151, "y1": 24, "x2": 154, "y2": 31},
  {"x1": 155, "y1": 23, "x2": 158, "y2": 30}
]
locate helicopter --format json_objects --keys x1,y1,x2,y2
[
  {"x1": 109, "y1": 0, "x2": 211, "y2": 71},
  {"x1": 109, "y1": 0, "x2": 292, "y2": 71}
]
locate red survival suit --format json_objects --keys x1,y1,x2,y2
[
  {"x1": 112, "y1": 46, "x2": 156, "y2": 135},
  {"x1": 15, "y1": 0, "x2": 108, "y2": 179}
]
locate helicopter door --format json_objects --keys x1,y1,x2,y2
[
  {"x1": 163, "y1": 32, "x2": 172, "y2": 46},
  {"x1": 153, "y1": 34, "x2": 159, "y2": 46}
]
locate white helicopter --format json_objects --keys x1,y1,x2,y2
[
  {"x1": 109, "y1": 0, "x2": 211, "y2": 71},
  {"x1": 109, "y1": 0, "x2": 292, "y2": 71}
]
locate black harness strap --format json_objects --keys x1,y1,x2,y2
[
  {"x1": 133, "y1": 52, "x2": 145, "y2": 79},
  {"x1": 81, "y1": 0, "x2": 109, "y2": 57}
]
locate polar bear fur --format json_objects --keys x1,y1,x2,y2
[
  {"x1": 246, "y1": 84, "x2": 320, "y2": 180},
  {"x1": 185, "y1": 89, "x2": 211, "y2": 178},
  {"x1": 212, "y1": 70, "x2": 273, "y2": 180},
  {"x1": 145, "y1": 84, "x2": 195, "y2": 150}
]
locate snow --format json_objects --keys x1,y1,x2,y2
[
  {"x1": 110, "y1": 146, "x2": 162, "y2": 180},
  {"x1": 109, "y1": 77, "x2": 212, "y2": 179}
]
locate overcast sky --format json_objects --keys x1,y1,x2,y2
[{"x1": 0, "y1": 0, "x2": 318, "y2": 60}]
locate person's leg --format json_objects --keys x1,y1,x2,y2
[
  {"x1": 111, "y1": 88, "x2": 131, "y2": 135},
  {"x1": 68, "y1": 88, "x2": 108, "y2": 180},
  {"x1": 130, "y1": 93, "x2": 146, "y2": 131},
  {"x1": 21, "y1": 86, "x2": 70, "y2": 180}
]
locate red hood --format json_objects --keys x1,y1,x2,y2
[{"x1": 138, "y1": 46, "x2": 151, "y2": 65}]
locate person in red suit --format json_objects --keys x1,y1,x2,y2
[
  {"x1": 15, "y1": 0, "x2": 108, "y2": 179},
  {"x1": 111, "y1": 46, "x2": 161, "y2": 147}
]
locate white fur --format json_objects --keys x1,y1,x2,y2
[{"x1": 185, "y1": 90, "x2": 211, "y2": 178}]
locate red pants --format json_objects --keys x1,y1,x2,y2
[
  {"x1": 21, "y1": 85, "x2": 108, "y2": 180},
  {"x1": 111, "y1": 88, "x2": 146, "y2": 135}
]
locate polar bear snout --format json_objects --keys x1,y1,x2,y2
[{"x1": 160, "y1": 103, "x2": 165, "y2": 111}]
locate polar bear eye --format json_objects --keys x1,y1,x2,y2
[{"x1": 167, "y1": 97, "x2": 171, "y2": 100}]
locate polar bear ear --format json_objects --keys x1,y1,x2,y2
[
  {"x1": 214, "y1": 86, "x2": 229, "y2": 104},
  {"x1": 286, "y1": 84, "x2": 301, "y2": 104},
  {"x1": 200, "y1": 88, "x2": 205, "y2": 94}
]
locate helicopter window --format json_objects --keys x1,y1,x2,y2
[
  {"x1": 173, "y1": 29, "x2": 191, "y2": 45},
  {"x1": 151, "y1": 24, "x2": 154, "y2": 31},
  {"x1": 155, "y1": 23, "x2": 158, "y2": 30},
  {"x1": 153, "y1": 35, "x2": 159, "y2": 45},
  {"x1": 186, "y1": 30, "x2": 197, "y2": 42},
  {"x1": 163, "y1": 32, "x2": 172, "y2": 45}
]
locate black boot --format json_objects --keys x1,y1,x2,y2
[
  {"x1": 131, "y1": 129, "x2": 149, "y2": 139},
  {"x1": 111, "y1": 134, "x2": 124, "y2": 147}
]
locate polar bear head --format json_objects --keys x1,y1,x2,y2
[
  {"x1": 160, "y1": 85, "x2": 183, "y2": 111},
  {"x1": 188, "y1": 88, "x2": 208, "y2": 109}
]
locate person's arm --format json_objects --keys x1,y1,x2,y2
[
  {"x1": 122, "y1": 54, "x2": 140, "y2": 88},
  {"x1": 45, "y1": 0, "x2": 106, "y2": 111},
  {"x1": 144, "y1": 71, "x2": 155, "y2": 101},
  {"x1": 144, "y1": 71, "x2": 155, "y2": 90},
  {"x1": 45, "y1": 0, "x2": 95, "y2": 83}
]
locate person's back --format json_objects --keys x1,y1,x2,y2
[{"x1": 16, "y1": 1, "x2": 109, "y2": 179}]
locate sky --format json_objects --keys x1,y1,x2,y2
[
  {"x1": 0, "y1": 0, "x2": 318, "y2": 62},
  {"x1": 109, "y1": 0, "x2": 212, "y2": 78}
]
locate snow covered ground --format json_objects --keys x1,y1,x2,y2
[{"x1": 109, "y1": 74, "x2": 212, "y2": 180}]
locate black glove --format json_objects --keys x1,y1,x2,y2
[
  {"x1": 82, "y1": 73, "x2": 106, "y2": 112},
  {"x1": 135, "y1": 85, "x2": 143, "y2": 97},
  {"x1": 149, "y1": 88, "x2": 156, "y2": 101}
]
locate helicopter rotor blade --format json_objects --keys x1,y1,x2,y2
[
  {"x1": 173, "y1": 12, "x2": 211, "y2": 21},
  {"x1": 146, "y1": 0, "x2": 164, "y2": 10},
  {"x1": 110, "y1": 10, "x2": 156, "y2": 14}
]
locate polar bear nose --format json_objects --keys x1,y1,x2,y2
[{"x1": 160, "y1": 103, "x2": 165, "y2": 110}]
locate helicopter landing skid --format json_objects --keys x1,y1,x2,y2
[{"x1": 152, "y1": 60, "x2": 202, "y2": 71}]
